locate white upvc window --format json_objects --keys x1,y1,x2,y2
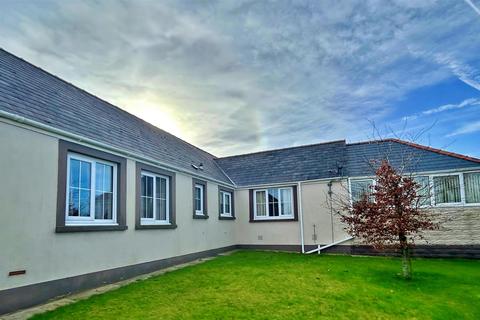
[
  {"x1": 464, "y1": 172, "x2": 480, "y2": 204},
  {"x1": 66, "y1": 153, "x2": 117, "y2": 225},
  {"x1": 195, "y1": 184, "x2": 204, "y2": 215},
  {"x1": 413, "y1": 175, "x2": 432, "y2": 206},
  {"x1": 253, "y1": 187, "x2": 294, "y2": 220},
  {"x1": 220, "y1": 190, "x2": 232, "y2": 217},
  {"x1": 432, "y1": 173, "x2": 462, "y2": 205},
  {"x1": 349, "y1": 170, "x2": 480, "y2": 207},
  {"x1": 350, "y1": 179, "x2": 375, "y2": 203},
  {"x1": 140, "y1": 171, "x2": 170, "y2": 225}
]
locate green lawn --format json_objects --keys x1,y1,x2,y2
[{"x1": 31, "y1": 251, "x2": 480, "y2": 319}]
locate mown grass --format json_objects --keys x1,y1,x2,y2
[{"x1": 31, "y1": 251, "x2": 480, "y2": 319}]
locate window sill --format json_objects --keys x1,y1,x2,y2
[
  {"x1": 193, "y1": 214, "x2": 209, "y2": 219},
  {"x1": 136, "y1": 223, "x2": 177, "y2": 230},
  {"x1": 56, "y1": 225, "x2": 128, "y2": 233},
  {"x1": 249, "y1": 217, "x2": 297, "y2": 223},
  {"x1": 219, "y1": 215, "x2": 235, "y2": 220}
]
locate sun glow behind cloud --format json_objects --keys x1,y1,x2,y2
[
  {"x1": 116, "y1": 95, "x2": 186, "y2": 141},
  {"x1": 0, "y1": 0, "x2": 479, "y2": 157}
]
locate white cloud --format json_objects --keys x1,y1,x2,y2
[
  {"x1": 447, "y1": 120, "x2": 480, "y2": 136},
  {"x1": 422, "y1": 98, "x2": 480, "y2": 115},
  {"x1": 0, "y1": 0, "x2": 479, "y2": 156},
  {"x1": 464, "y1": 0, "x2": 480, "y2": 17}
]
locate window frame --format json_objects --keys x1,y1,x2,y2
[
  {"x1": 249, "y1": 185, "x2": 298, "y2": 222},
  {"x1": 348, "y1": 169, "x2": 480, "y2": 208},
  {"x1": 56, "y1": 140, "x2": 127, "y2": 233},
  {"x1": 349, "y1": 178, "x2": 375, "y2": 204},
  {"x1": 463, "y1": 171, "x2": 480, "y2": 204},
  {"x1": 65, "y1": 152, "x2": 118, "y2": 225},
  {"x1": 219, "y1": 187, "x2": 235, "y2": 220},
  {"x1": 140, "y1": 171, "x2": 170, "y2": 225},
  {"x1": 135, "y1": 162, "x2": 176, "y2": 230},
  {"x1": 192, "y1": 178, "x2": 208, "y2": 219},
  {"x1": 431, "y1": 172, "x2": 463, "y2": 206}
]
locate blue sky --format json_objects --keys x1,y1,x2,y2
[{"x1": 1, "y1": 0, "x2": 479, "y2": 157}]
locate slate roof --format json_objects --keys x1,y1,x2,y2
[
  {"x1": 345, "y1": 139, "x2": 480, "y2": 177},
  {"x1": 0, "y1": 49, "x2": 232, "y2": 184},
  {"x1": 217, "y1": 139, "x2": 480, "y2": 187},
  {"x1": 216, "y1": 141, "x2": 347, "y2": 187}
]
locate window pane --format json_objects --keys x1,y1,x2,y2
[
  {"x1": 156, "y1": 199, "x2": 167, "y2": 221},
  {"x1": 434, "y1": 175, "x2": 461, "y2": 204},
  {"x1": 464, "y1": 173, "x2": 480, "y2": 204},
  {"x1": 351, "y1": 180, "x2": 373, "y2": 203},
  {"x1": 268, "y1": 188, "x2": 279, "y2": 217},
  {"x1": 156, "y1": 177, "x2": 161, "y2": 199},
  {"x1": 80, "y1": 161, "x2": 91, "y2": 189},
  {"x1": 195, "y1": 185, "x2": 203, "y2": 212},
  {"x1": 68, "y1": 188, "x2": 79, "y2": 216},
  {"x1": 95, "y1": 163, "x2": 105, "y2": 191},
  {"x1": 104, "y1": 165, "x2": 113, "y2": 192},
  {"x1": 219, "y1": 192, "x2": 224, "y2": 214},
  {"x1": 145, "y1": 197, "x2": 153, "y2": 218},
  {"x1": 103, "y1": 193, "x2": 113, "y2": 220},
  {"x1": 79, "y1": 189, "x2": 91, "y2": 217},
  {"x1": 145, "y1": 176, "x2": 153, "y2": 197},
  {"x1": 225, "y1": 193, "x2": 231, "y2": 214},
  {"x1": 141, "y1": 197, "x2": 147, "y2": 218},
  {"x1": 413, "y1": 176, "x2": 431, "y2": 206},
  {"x1": 94, "y1": 191, "x2": 104, "y2": 219},
  {"x1": 255, "y1": 191, "x2": 266, "y2": 216},
  {"x1": 69, "y1": 159, "x2": 80, "y2": 187},
  {"x1": 280, "y1": 188, "x2": 292, "y2": 216}
]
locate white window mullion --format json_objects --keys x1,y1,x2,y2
[
  {"x1": 459, "y1": 173, "x2": 466, "y2": 204},
  {"x1": 153, "y1": 177, "x2": 157, "y2": 221},
  {"x1": 429, "y1": 175, "x2": 435, "y2": 206},
  {"x1": 264, "y1": 190, "x2": 268, "y2": 216},
  {"x1": 278, "y1": 190, "x2": 283, "y2": 216},
  {"x1": 90, "y1": 159, "x2": 96, "y2": 220}
]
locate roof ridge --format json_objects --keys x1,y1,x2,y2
[
  {"x1": 386, "y1": 138, "x2": 480, "y2": 164},
  {"x1": 0, "y1": 48, "x2": 219, "y2": 160},
  {"x1": 347, "y1": 138, "x2": 480, "y2": 164},
  {"x1": 218, "y1": 139, "x2": 346, "y2": 159}
]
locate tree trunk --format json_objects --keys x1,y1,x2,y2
[{"x1": 400, "y1": 242, "x2": 412, "y2": 279}]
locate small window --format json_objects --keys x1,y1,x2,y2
[
  {"x1": 433, "y1": 175, "x2": 461, "y2": 204},
  {"x1": 253, "y1": 187, "x2": 294, "y2": 220},
  {"x1": 195, "y1": 184, "x2": 204, "y2": 214},
  {"x1": 192, "y1": 179, "x2": 208, "y2": 218},
  {"x1": 350, "y1": 179, "x2": 374, "y2": 203},
  {"x1": 66, "y1": 153, "x2": 117, "y2": 225},
  {"x1": 140, "y1": 171, "x2": 170, "y2": 224},
  {"x1": 219, "y1": 188, "x2": 234, "y2": 219},
  {"x1": 464, "y1": 172, "x2": 480, "y2": 204},
  {"x1": 413, "y1": 176, "x2": 431, "y2": 206}
]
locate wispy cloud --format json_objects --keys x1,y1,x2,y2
[
  {"x1": 464, "y1": 0, "x2": 480, "y2": 17},
  {"x1": 448, "y1": 120, "x2": 480, "y2": 136},
  {"x1": 422, "y1": 97, "x2": 480, "y2": 115},
  {"x1": 0, "y1": 0, "x2": 479, "y2": 156}
]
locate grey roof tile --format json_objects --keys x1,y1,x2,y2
[{"x1": 216, "y1": 141, "x2": 347, "y2": 187}]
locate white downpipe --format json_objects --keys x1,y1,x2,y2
[
  {"x1": 298, "y1": 181, "x2": 305, "y2": 253},
  {"x1": 305, "y1": 236, "x2": 354, "y2": 254},
  {"x1": 0, "y1": 110, "x2": 235, "y2": 187}
]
